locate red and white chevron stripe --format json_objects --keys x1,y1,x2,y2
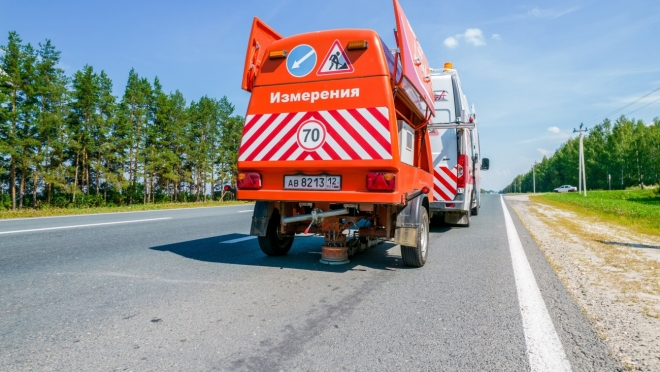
[
  {"x1": 433, "y1": 165, "x2": 457, "y2": 201},
  {"x1": 238, "y1": 107, "x2": 392, "y2": 162}
]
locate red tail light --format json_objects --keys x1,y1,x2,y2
[
  {"x1": 237, "y1": 173, "x2": 262, "y2": 190},
  {"x1": 366, "y1": 172, "x2": 396, "y2": 191},
  {"x1": 457, "y1": 154, "x2": 468, "y2": 189}
]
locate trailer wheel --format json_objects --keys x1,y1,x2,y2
[
  {"x1": 258, "y1": 211, "x2": 294, "y2": 256},
  {"x1": 401, "y1": 208, "x2": 429, "y2": 268}
]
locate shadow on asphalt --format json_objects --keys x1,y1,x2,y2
[{"x1": 150, "y1": 232, "x2": 413, "y2": 273}]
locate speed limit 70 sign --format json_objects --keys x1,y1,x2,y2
[{"x1": 296, "y1": 120, "x2": 327, "y2": 151}]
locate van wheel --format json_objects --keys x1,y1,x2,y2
[
  {"x1": 401, "y1": 208, "x2": 429, "y2": 268},
  {"x1": 258, "y1": 212, "x2": 294, "y2": 256},
  {"x1": 472, "y1": 205, "x2": 479, "y2": 216}
]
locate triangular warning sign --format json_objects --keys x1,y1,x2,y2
[{"x1": 316, "y1": 40, "x2": 354, "y2": 76}]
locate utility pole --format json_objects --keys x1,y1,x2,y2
[{"x1": 573, "y1": 123, "x2": 588, "y2": 196}]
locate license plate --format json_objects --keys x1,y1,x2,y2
[{"x1": 284, "y1": 175, "x2": 341, "y2": 190}]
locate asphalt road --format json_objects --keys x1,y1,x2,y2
[{"x1": 0, "y1": 195, "x2": 621, "y2": 371}]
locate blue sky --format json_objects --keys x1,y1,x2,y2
[{"x1": 3, "y1": 0, "x2": 659, "y2": 191}]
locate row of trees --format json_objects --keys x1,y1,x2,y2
[
  {"x1": 505, "y1": 116, "x2": 660, "y2": 193},
  {"x1": 0, "y1": 32, "x2": 244, "y2": 210}
]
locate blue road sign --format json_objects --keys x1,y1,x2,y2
[{"x1": 286, "y1": 44, "x2": 317, "y2": 78}]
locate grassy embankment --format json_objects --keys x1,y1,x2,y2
[
  {"x1": 532, "y1": 189, "x2": 660, "y2": 235},
  {"x1": 0, "y1": 200, "x2": 252, "y2": 220}
]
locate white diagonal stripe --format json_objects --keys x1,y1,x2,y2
[
  {"x1": 287, "y1": 146, "x2": 304, "y2": 161},
  {"x1": 241, "y1": 113, "x2": 288, "y2": 161},
  {"x1": 356, "y1": 108, "x2": 391, "y2": 142},
  {"x1": 239, "y1": 114, "x2": 272, "y2": 160},
  {"x1": 253, "y1": 112, "x2": 306, "y2": 161},
  {"x1": 338, "y1": 109, "x2": 390, "y2": 159},
  {"x1": 325, "y1": 135, "x2": 350, "y2": 160},
  {"x1": 434, "y1": 177, "x2": 455, "y2": 199},
  {"x1": 271, "y1": 135, "x2": 298, "y2": 161},
  {"x1": 376, "y1": 106, "x2": 388, "y2": 119},
  {"x1": 316, "y1": 147, "x2": 332, "y2": 160},
  {"x1": 319, "y1": 111, "x2": 371, "y2": 159}
]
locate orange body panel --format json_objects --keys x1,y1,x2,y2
[{"x1": 237, "y1": 28, "x2": 433, "y2": 205}]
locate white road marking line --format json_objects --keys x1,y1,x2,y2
[
  {"x1": 219, "y1": 236, "x2": 257, "y2": 244},
  {"x1": 0, "y1": 204, "x2": 254, "y2": 222},
  {"x1": 500, "y1": 196, "x2": 572, "y2": 372},
  {"x1": 237, "y1": 210, "x2": 253, "y2": 213},
  {"x1": 0, "y1": 217, "x2": 172, "y2": 235}
]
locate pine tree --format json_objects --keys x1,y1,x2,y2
[{"x1": 35, "y1": 39, "x2": 68, "y2": 206}]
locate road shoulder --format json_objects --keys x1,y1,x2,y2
[
  {"x1": 503, "y1": 196, "x2": 622, "y2": 371},
  {"x1": 507, "y1": 194, "x2": 660, "y2": 371}
]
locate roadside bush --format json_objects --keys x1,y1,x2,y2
[{"x1": 1, "y1": 194, "x2": 11, "y2": 210}]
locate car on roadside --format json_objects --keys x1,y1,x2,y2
[{"x1": 554, "y1": 185, "x2": 577, "y2": 193}]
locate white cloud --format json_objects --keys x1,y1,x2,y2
[
  {"x1": 463, "y1": 28, "x2": 486, "y2": 46},
  {"x1": 547, "y1": 126, "x2": 560, "y2": 133},
  {"x1": 446, "y1": 28, "x2": 488, "y2": 48},
  {"x1": 537, "y1": 148, "x2": 550, "y2": 156},
  {"x1": 492, "y1": 34, "x2": 501, "y2": 40},
  {"x1": 443, "y1": 37, "x2": 459, "y2": 49}
]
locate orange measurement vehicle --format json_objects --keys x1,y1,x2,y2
[{"x1": 237, "y1": 0, "x2": 435, "y2": 267}]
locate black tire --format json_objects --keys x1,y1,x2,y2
[
  {"x1": 258, "y1": 212, "x2": 294, "y2": 256},
  {"x1": 401, "y1": 208, "x2": 429, "y2": 268},
  {"x1": 472, "y1": 204, "x2": 479, "y2": 216}
]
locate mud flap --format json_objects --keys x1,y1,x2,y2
[
  {"x1": 250, "y1": 201, "x2": 272, "y2": 236},
  {"x1": 394, "y1": 194, "x2": 427, "y2": 247},
  {"x1": 445, "y1": 211, "x2": 469, "y2": 225}
]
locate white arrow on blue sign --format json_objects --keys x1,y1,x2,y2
[{"x1": 286, "y1": 44, "x2": 317, "y2": 78}]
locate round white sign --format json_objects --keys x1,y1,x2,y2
[{"x1": 296, "y1": 120, "x2": 327, "y2": 151}]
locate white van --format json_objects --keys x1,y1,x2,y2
[{"x1": 429, "y1": 63, "x2": 489, "y2": 226}]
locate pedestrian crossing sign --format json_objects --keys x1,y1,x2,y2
[{"x1": 316, "y1": 40, "x2": 354, "y2": 76}]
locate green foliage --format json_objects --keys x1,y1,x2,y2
[
  {"x1": 536, "y1": 189, "x2": 660, "y2": 235},
  {"x1": 0, "y1": 31, "x2": 244, "y2": 211},
  {"x1": 506, "y1": 116, "x2": 660, "y2": 193}
]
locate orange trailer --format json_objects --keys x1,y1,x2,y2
[{"x1": 238, "y1": 0, "x2": 436, "y2": 267}]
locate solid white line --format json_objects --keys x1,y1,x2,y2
[
  {"x1": 0, "y1": 204, "x2": 254, "y2": 222},
  {"x1": 0, "y1": 217, "x2": 172, "y2": 235},
  {"x1": 500, "y1": 196, "x2": 572, "y2": 372},
  {"x1": 237, "y1": 210, "x2": 253, "y2": 213},
  {"x1": 219, "y1": 236, "x2": 257, "y2": 244}
]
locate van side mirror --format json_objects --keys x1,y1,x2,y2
[{"x1": 481, "y1": 158, "x2": 489, "y2": 170}]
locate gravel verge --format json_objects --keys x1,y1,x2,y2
[{"x1": 506, "y1": 194, "x2": 660, "y2": 371}]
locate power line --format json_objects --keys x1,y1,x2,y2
[
  {"x1": 585, "y1": 86, "x2": 660, "y2": 125},
  {"x1": 624, "y1": 96, "x2": 660, "y2": 117}
]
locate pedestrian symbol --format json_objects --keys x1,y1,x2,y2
[
  {"x1": 286, "y1": 44, "x2": 317, "y2": 78},
  {"x1": 317, "y1": 40, "x2": 354, "y2": 76}
]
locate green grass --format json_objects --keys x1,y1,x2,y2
[
  {"x1": 532, "y1": 189, "x2": 660, "y2": 235},
  {"x1": 0, "y1": 200, "x2": 252, "y2": 220}
]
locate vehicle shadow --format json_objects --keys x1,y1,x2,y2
[
  {"x1": 598, "y1": 240, "x2": 660, "y2": 250},
  {"x1": 150, "y1": 233, "x2": 408, "y2": 273},
  {"x1": 429, "y1": 213, "x2": 454, "y2": 233}
]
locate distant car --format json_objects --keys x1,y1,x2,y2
[{"x1": 554, "y1": 185, "x2": 577, "y2": 193}]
